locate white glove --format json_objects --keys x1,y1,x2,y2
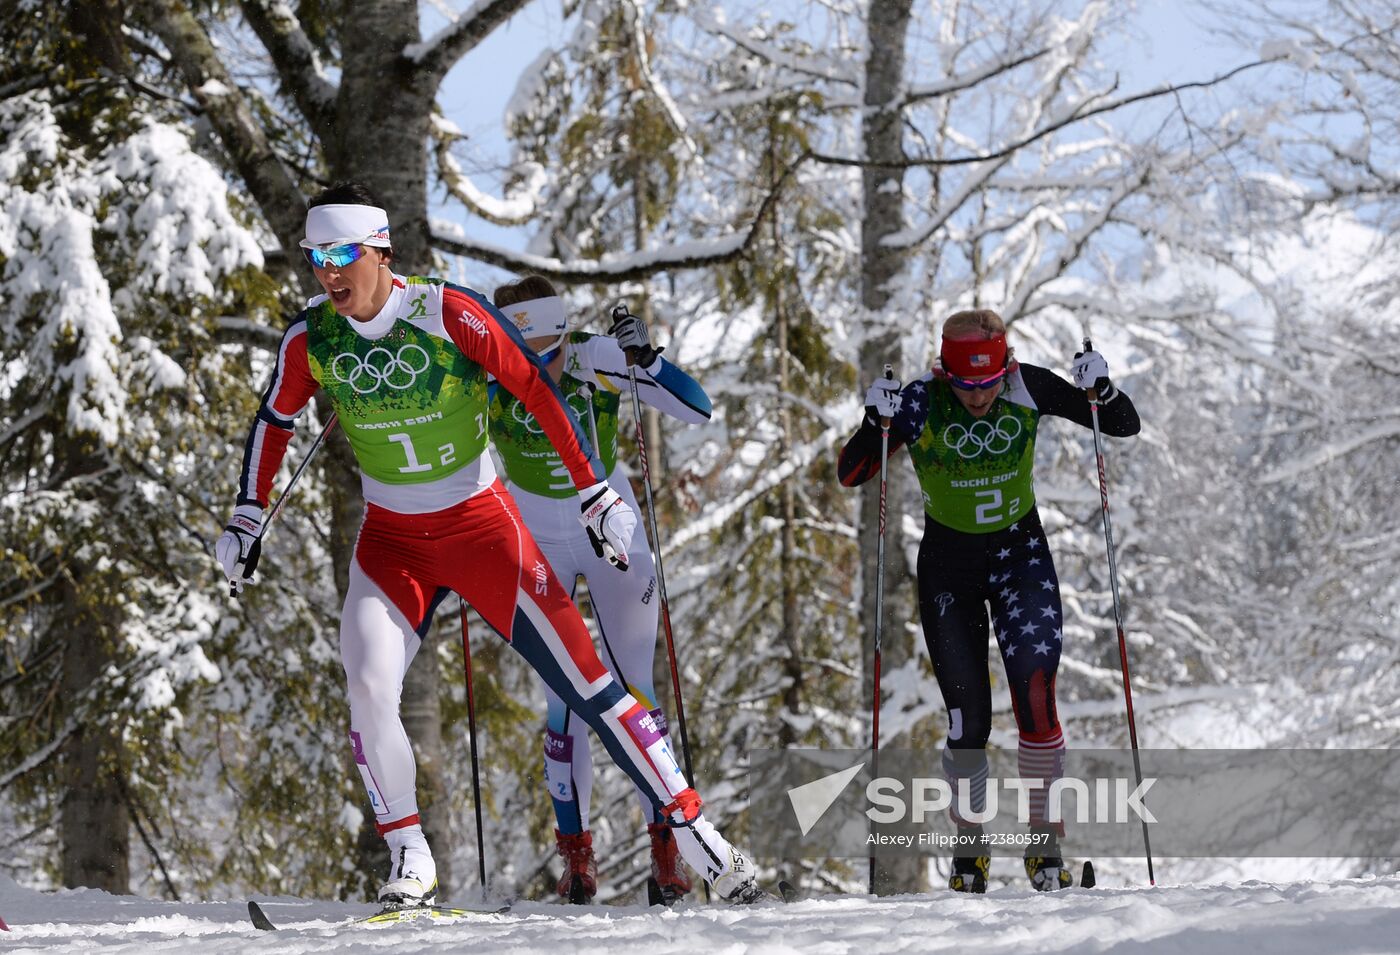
[
  {"x1": 864, "y1": 376, "x2": 902, "y2": 420},
  {"x1": 609, "y1": 306, "x2": 662, "y2": 368},
  {"x1": 579, "y1": 481, "x2": 636, "y2": 571},
  {"x1": 1071, "y1": 350, "x2": 1117, "y2": 401},
  {"x1": 216, "y1": 503, "x2": 264, "y2": 594}
]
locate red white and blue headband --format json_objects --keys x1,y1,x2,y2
[
  {"x1": 300, "y1": 203, "x2": 392, "y2": 249},
  {"x1": 940, "y1": 334, "x2": 1008, "y2": 379}
]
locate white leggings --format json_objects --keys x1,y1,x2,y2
[
  {"x1": 511, "y1": 477, "x2": 668, "y2": 833},
  {"x1": 340, "y1": 559, "x2": 425, "y2": 825}
]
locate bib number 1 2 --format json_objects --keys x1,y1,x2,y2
[{"x1": 389, "y1": 432, "x2": 456, "y2": 474}]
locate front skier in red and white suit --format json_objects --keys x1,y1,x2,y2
[{"x1": 215, "y1": 182, "x2": 763, "y2": 906}]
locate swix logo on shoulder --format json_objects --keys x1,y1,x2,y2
[
  {"x1": 458, "y1": 307, "x2": 490, "y2": 338},
  {"x1": 533, "y1": 560, "x2": 549, "y2": 596}
]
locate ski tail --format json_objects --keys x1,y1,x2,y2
[
  {"x1": 1080, "y1": 861, "x2": 1097, "y2": 888},
  {"x1": 248, "y1": 900, "x2": 277, "y2": 931}
]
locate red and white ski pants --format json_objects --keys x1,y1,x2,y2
[{"x1": 340, "y1": 481, "x2": 688, "y2": 836}]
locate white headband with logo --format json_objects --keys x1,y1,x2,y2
[
  {"x1": 301, "y1": 203, "x2": 392, "y2": 249},
  {"x1": 502, "y1": 296, "x2": 568, "y2": 339}
]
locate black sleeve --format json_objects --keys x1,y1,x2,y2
[
  {"x1": 837, "y1": 379, "x2": 929, "y2": 486},
  {"x1": 837, "y1": 416, "x2": 901, "y2": 486},
  {"x1": 1020, "y1": 363, "x2": 1140, "y2": 437}
]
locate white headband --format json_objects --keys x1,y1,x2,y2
[
  {"x1": 501, "y1": 296, "x2": 567, "y2": 339},
  {"x1": 301, "y1": 203, "x2": 392, "y2": 249}
]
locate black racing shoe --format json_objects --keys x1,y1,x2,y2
[
  {"x1": 948, "y1": 824, "x2": 990, "y2": 894},
  {"x1": 949, "y1": 853, "x2": 990, "y2": 894},
  {"x1": 1024, "y1": 828, "x2": 1073, "y2": 892}
]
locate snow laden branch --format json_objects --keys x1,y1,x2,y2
[
  {"x1": 130, "y1": 0, "x2": 307, "y2": 264},
  {"x1": 1000, "y1": 164, "x2": 1153, "y2": 321},
  {"x1": 664, "y1": 421, "x2": 851, "y2": 555},
  {"x1": 622, "y1": 0, "x2": 698, "y2": 161},
  {"x1": 1258, "y1": 417, "x2": 1400, "y2": 485},
  {"x1": 687, "y1": 6, "x2": 860, "y2": 87},
  {"x1": 430, "y1": 151, "x2": 803, "y2": 280},
  {"x1": 237, "y1": 0, "x2": 337, "y2": 131},
  {"x1": 431, "y1": 115, "x2": 544, "y2": 226},
  {"x1": 406, "y1": 0, "x2": 534, "y2": 81}
]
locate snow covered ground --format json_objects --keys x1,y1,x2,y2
[{"x1": 5, "y1": 873, "x2": 1400, "y2": 954}]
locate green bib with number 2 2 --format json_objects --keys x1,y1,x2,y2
[{"x1": 907, "y1": 380, "x2": 1040, "y2": 533}]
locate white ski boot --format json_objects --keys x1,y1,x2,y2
[
  {"x1": 665, "y1": 790, "x2": 770, "y2": 904},
  {"x1": 378, "y1": 824, "x2": 438, "y2": 907}
]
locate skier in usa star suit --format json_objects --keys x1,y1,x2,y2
[
  {"x1": 214, "y1": 182, "x2": 764, "y2": 907},
  {"x1": 838, "y1": 308, "x2": 1140, "y2": 893}
]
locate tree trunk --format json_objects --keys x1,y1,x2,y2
[
  {"x1": 771, "y1": 132, "x2": 804, "y2": 753},
  {"x1": 860, "y1": 0, "x2": 924, "y2": 897},
  {"x1": 58, "y1": 571, "x2": 129, "y2": 892},
  {"x1": 331, "y1": 0, "x2": 452, "y2": 897}
]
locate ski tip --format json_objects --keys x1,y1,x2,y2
[
  {"x1": 777, "y1": 880, "x2": 798, "y2": 903},
  {"x1": 247, "y1": 900, "x2": 278, "y2": 931},
  {"x1": 1079, "y1": 861, "x2": 1096, "y2": 889}
]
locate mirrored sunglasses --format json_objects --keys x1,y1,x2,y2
[
  {"x1": 947, "y1": 368, "x2": 1007, "y2": 391},
  {"x1": 303, "y1": 243, "x2": 367, "y2": 269}
]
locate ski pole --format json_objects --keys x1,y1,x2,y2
[
  {"x1": 869, "y1": 363, "x2": 893, "y2": 896},
  {"x1": 1082, "y1": 337, "x2": 1155, "y2": 885},
  {"x1": 577, "y1": 383, "x2": 602, "y2": 461},
  {"x1": 608, "y1": 305, "x2": 699, "y2": 794},
  {"x1": 459, "y1": 601, "x2": 489, "y2": 895},
  {"x1": 232, "y1": 412, "x2": 338, "y2": 598}
]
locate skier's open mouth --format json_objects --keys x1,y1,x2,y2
[{"x1": 331, "y1": 287, "x2": 352, "y2": 307}]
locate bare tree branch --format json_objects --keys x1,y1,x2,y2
[
  {"x1": 409, "y1": 0, "x2": 533, "y2": 84},
  {"x1": 813, "y1": 57, "x2": 1281, "y2": 170},
  {"x1": 238, "y1": 0, "x2": 336, "y2": 132}
]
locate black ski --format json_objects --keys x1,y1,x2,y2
[{"x1": 248, "y1": 898, "x2": 510, "y2": 931}]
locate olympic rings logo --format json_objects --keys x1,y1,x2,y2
[
  {"x1": 510, "y1": 391, "x2": 593, "y2": 436},
  {"x1": 331, "y1": 344, "x2": 431, "y2": 394},
  {"x1": 942, "y1": 415, "x2": 1023, "y2": 459}
]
